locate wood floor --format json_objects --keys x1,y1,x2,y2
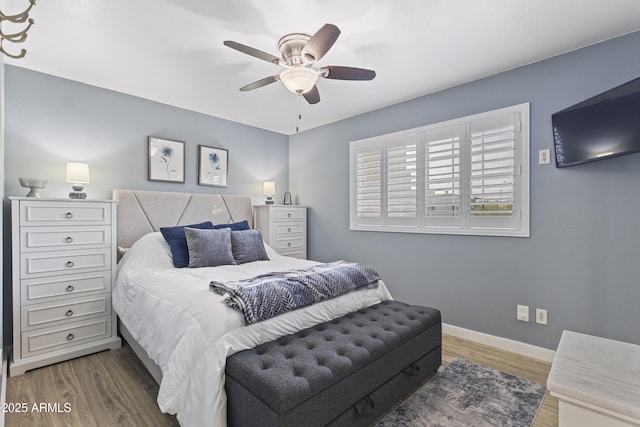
[{"x1": 5, "y1": 334, "x2": 558, "y2": 427}]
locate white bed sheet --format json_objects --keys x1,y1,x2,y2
[{"x1": 113, "y1": 232, "x2": 392, "y2": 427}]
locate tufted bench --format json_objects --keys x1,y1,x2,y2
[{"x1": 225, "y1": 300, "x2": 441, "y2": 427}]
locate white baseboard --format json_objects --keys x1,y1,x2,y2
[{"x1": 443, "y1": 323, "x2": 556, "y2": 363}]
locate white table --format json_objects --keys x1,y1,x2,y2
[{"x1": 547, "y1": 330, "x2": 640, "y2": 427}]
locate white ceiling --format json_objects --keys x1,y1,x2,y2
[{"x1": 4, "y1": 0, "x2": 640, "y2": 135}]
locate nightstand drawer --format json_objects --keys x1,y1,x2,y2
[
  {"x1": 22, "y1": 295, "x2": 111, "y2": 329},
  {"x1": 21, "y1": 316, "x2": 112, "y2": 358},
  {"x1": 272, "y1": 237, "x2": 305, "y2": 251},
  {"x1": 21, "y1": 226, "x2": 111, "y2": 252},
  {"x1": 273, "y1": 223, "x2": 305, "y2": 236},
  {"x1": 273, "y1": 207, "x2": 305, "y2": 221},
  {"x1": 22, "y1": 271, "x2": 111, "y2": 304},
  {"x1": 276, "y1": 249, "x2": 306, "y2": 259},
  {"x1": 21, "y1": 248, "x2": 111, "y2": 278},
  {"x1": 20, "y1": 201, "x2": 111, "y2": 226}
]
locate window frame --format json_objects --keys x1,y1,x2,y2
[{"x1": 349, "y1": 103, "x2": 530, "y2": 237}]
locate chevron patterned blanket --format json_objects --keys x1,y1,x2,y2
[{"x1": 209, "y1": 261, "x2": 380, "y2": 324}]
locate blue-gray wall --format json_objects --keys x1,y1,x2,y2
[
  {"x1": 4, "y1": 66, "x2": 289, "y2": 201},
  {"x1": 289, "y1": 31, "x2": 640, "y2": 350}
]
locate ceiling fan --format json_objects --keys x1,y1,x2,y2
[{"x1": 223, "y1": 23, "x2": 376, "y2": 104}]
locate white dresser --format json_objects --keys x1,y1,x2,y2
[
  {"x1": 254, "y1": 205, "x2": 307, "y2": 259},
  {"x1": 10, "y1": 198, "x2": 121, "y2": 376}
]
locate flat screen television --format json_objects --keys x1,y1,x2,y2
[{"x1": 552, "y1": 76, "x2": 640, "y2": 167}]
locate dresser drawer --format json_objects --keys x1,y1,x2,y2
[
  {"x1": 276, "y1": 249, "x2": 306, "y2": 259},
  {"x1": 273, "y1": 223, "x2": 305, "y2": 236},
  {"x1": 273, "y1": 207, "x2": 305, "y2": 221},
  {"x1": 20, "y1": 201, "x2": 111, "y2": 226},
  {"x1": 21, "y1": 316, "x2": 112, "y2": 358},
  {"x1": 22, "y1": 271, "x2": 111, "y2": 304},
  {"x1": 20, "y1": 226, "x2": 111, "y2": 252},
  {"x1": 22, "y1": 295, "x2": 111, "y2": 330},
  {"x1": 21, "y1": 248, "x2": 111, "y2": 278},
  {"x1": 272, "y1": 237, "x2": 305, "y2": 252}
]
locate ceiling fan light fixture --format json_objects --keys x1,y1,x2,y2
[
  {"x1": 225, "y1": 23, "x2": 375, "y2": 104},
  {"x1": 279, "y1": 67, "x2": 318, "y2": 94}
]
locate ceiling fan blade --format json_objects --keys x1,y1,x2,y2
[
  {"x1": 303, "y1": 86, "x2": 320, "y2": 104},
  {"x1": 320, "y1": 66, "x2": 376, "y2": 81},
  {"x1": 239, "y1": 75, "x2": 280, "y2": 92},
  {"x1": 301, "y1": 23, "x2": 341, "y2": 64},
  {"x1": 224, "y1": 40, "x2": 281, "y2": 65}
]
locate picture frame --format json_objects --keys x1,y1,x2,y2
[
  {"x1": 198, "y1": 145, "x2": 228, "y2": 187},
  {"x1": 148, "y1": 136, "x2": 185, "y2": 183}
]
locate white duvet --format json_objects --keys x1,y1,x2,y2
[{"x1": 113, "y1": 232, "x2": 392, "y2": 427}]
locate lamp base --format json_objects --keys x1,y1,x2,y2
[
  {"x1": 69, "y1": 184, "x2": 87, "y2": 200},
  {"x1": 265, "y1": 196, "x2": 274, "y2": 205}
]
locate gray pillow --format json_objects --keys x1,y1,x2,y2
[
  {"x1": 185, "y1": 227, "x2": 236, "y2": 268},
  {"x1": 231, "y1": 229, "x2": 270, "y2": 264}
]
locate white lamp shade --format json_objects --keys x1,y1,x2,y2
[
  {"x1": 263, "y1": 181, "x2": 276, "y2": 195},
  {"x1": 66, "y1": 162, "x2": 91, "y2": 184},
  {"x1": 279, "y1": 67, "x2": 318, "y2": 94}
]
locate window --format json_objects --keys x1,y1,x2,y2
[{"x1": 350, "y1": 103, "x2": 529, "y2": 237}]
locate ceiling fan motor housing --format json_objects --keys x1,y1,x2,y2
[{"x1": 278, "y1": 33, "x2": 312, "y2": 66}]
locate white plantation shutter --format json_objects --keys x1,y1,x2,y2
[
  {"x1": 424, "y1": 125, "x2": 463, "y2": 228},
  {"x1": 353, "y1": 145, "x2": 383, "y2": 226},
  {"x1": 350, "y1": 103, "x2": 529, "y2": 237},
  {"x1": 387, "y1": 135, "x2": 418, "y2": 224},
  {"x1": 469, "y1": 113, "x2": 520, "y2": 230}
]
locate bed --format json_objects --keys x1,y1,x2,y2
[{"x1": 111, "y1": 189, "x2": 393, "y2": 427}]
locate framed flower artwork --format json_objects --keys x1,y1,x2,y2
[
  {"x1": 198, "y1": 145, "x2": 228, "y2": 187},
  {"x1": 148, "y1": 136, "x2": 185, "y2": 183}
]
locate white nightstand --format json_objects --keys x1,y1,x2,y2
[
  {"x1": 254, "y1": 205, "x2": 307, "y2": 259},
  {"x1": 10, "y1": 198, "x2": 121, "y2": 376}
]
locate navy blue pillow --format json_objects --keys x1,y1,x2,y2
[
  {"x1": 160, "y1": 221, "x2": 214, "y2": 268},
  {"x1": 213, "y1": 220, "x2": 250, "y2": 231}
]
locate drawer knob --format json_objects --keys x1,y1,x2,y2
[
  {"x1": 65, "y1": 261, "x2": 74, "y2": 268},
  {"x1": 65, "y1": 236, "x2": 74, "y2": 243},
  {"x1": 65, "y1": 309, "x2": 74, "y2": 317},
  {"x1": 65, "y1": 212, "x2": 74, "y2": 219},
  {"x1": 287, "y1": 213, "x2": 292, "y2": 218},
  {"x1": 66, "y1": 333, "x2": 75, "y2": 341},
  {"x1": 288, "y1": 242, "x2": 292, "y2": 247},
  {"x1": 287, "y1": 227, "x2": 292, "y2": 232},
  {"x1": 66, "y1": 285, "x2": 74, "y2": 292}
]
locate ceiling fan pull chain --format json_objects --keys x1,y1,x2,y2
[{"x1": 296, "y1": 95, "x2": 302, "y2": 133}]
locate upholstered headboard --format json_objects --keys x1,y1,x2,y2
[{"x1": 112, "y1": 189, "x2": 253, "y2": 249}]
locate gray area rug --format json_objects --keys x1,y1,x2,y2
[{"x1": 377, "y1": 358, "x2": 546, "y2": 427}]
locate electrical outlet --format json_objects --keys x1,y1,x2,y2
[
  {"x1": 536, "y1": 308, "x2": 548, "y2": 325},
  {"x1": 517, "y1": 304, "x2": 529, "y2": 322},
  {"x1": 539, "y1": 149, "x2": 551, "y2": 165}
]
